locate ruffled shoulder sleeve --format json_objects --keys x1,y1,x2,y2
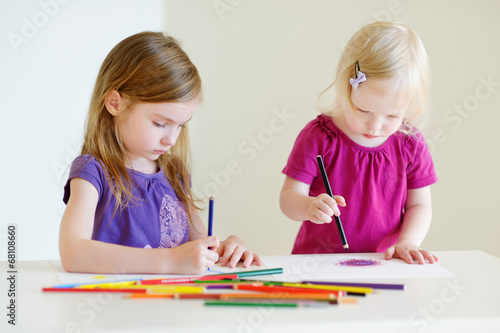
[
  {"x1": 63, "y1": 155, "x2": 106, "y2": 204},
  {"x1": 282, "y1": 114, "x2": 338, "y2": 185},
  {"x1": 403, "y1": 131, "x2": 438, "y2": 189}
]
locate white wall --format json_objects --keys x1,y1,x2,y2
[
  {"x1": 2, "y1": 0, "x2": 499, "y2": 261},
  {"x1": 165, "y1": 0, "x2": 500, "y2": 258},
  {"x1": 0, "y1": 0, "x2": 164, "y2": 260}
]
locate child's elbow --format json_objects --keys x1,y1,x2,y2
[{"x1": 59, "y1": 242, "x2": 82, "y2": 273}]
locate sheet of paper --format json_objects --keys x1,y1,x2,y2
[
  {"x1": 261, "y1": 253, "x2": 455, "y2": 281},
  {"x1": 50, "y1": 261, "x2": 269, "y2": 286}
]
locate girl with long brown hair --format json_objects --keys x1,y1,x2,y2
[{"x1": 59, "y1": 32, "x2": 261, "y2": 274}]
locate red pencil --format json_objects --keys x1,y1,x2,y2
[{"x1": 234, "y1": 284, "x2": 345, "y2": 297}]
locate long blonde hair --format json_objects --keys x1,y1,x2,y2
[
  {"x1": 319, "y1": 21, "x2": 430, "y2": 134},
  {"x1": 81, "y1": 31, "x2": 202, "y2": 222}
]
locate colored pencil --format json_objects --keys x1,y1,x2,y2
[
  {"x1": 128, "y1": 285, "x2": 205, "y2": 294},
  {"x1": 208, "y1": 197, "x2": 214, "y2": 236},
  {"x1": 43, "y1": 287, "x2": 147, "y2": 293},
  {"x1": 316, "y1": 155, "x2": 349, "y2": 250},
  {"x1": 78, "y1": 281, "x2": 138, "y2": 289},
  {"x1": 221, "y1": 293, "x2": 358, "y2": 304},
  {"x1": 220, "y1": 293, "x2": 338, "y2": 301},
  {"x1": 127, "y1": 293, "x2": 223, "y2": 300},
  {"x1": 204, "y1": 300, "x2": 331, "y2": 308},
  {"x1": 139, "y1": 274, "x2": 238, "y2": 285},
  {"x1": 280, "y1": 282, "x2": 372, "y2": 294},
  {"x1": 137, "y1": 267, "x2": 283, "y2": 286},
  {"x1": 236, "y1": 267, "x2": 284, "y2": 278},
  {"x1": 234, "y1": 284, "x2": 345, "y2": 297},
  {"x1": 302, "y1": 280, "x2": 406, "y2": 290},
  {"x1": 52, "y1": 278, "x2": 141, "y2": 289}
]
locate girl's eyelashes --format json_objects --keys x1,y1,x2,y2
[
  {"x1": 153, "y1": 121, "x2": 186, "y2": 128},
  {"x1": 388, "y1": 114, "x2": 403, "y2": 119},
  {"x1": 153, "y1": 122, "x2": 166, "y2": 128}
]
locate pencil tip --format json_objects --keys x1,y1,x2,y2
[{"x1": 344, "y1": 245, "x2": 349, "y2": 250}]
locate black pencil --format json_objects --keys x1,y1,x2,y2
[
  {"x1": 316, "y1": 155, "x2": 349, "y2": 250},
  {"x1": 208, "y1": 197, "x2": 214, "y2": 237}
]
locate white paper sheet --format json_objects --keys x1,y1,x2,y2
[
  {"x1": 50, "y1": 261, "x2": 269, "y2": 286},
  {"x1": 51, "y1": 252, "x2": 454, "y2": 286},
  {"x1": 261, "y1": 253, "x2": 455, "y2": 281}
]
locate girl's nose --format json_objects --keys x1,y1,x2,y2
[
  {"x1": 367, "y1": 117, "x2": 382, "y2": 132},
  {"x1": 161, "y1": 131, "x2": 179, "y2": 147}
]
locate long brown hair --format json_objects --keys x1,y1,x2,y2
[{"x1": 81, "y1": 31, "x2": 202, "y2": 223}]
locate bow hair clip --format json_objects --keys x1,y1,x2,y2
[{"x1": 349, "y1": 61, "x2": 366, "y2": 89}]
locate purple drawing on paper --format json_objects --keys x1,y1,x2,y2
[{"x1": 335, "y1": 259, "x2": 383, "y2": 267}]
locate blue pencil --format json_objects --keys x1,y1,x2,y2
[{"x1": 208, "y1": 197, "x2": 214, "y2": 237}]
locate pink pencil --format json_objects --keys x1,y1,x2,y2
[{"x1": 43, "y1": 287, "x2": 147, "y2": 293}]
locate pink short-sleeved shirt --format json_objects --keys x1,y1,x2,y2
[{"x1": 283, "y1": 114, "x2": 438, "y2": 254}]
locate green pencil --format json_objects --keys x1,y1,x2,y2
[
  {"x1": 204, "y1": 300, "x2": 329, "y2": 308},
  {"x1": 236, "y1": 268, "x2": 284, "y2": 278},
  {"x1": 206, "y1": 267, "x2": 283, "y2": 278}
]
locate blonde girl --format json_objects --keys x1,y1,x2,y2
[{"x1": 280, "y1": 22, "x2": 438, "y2": 264}]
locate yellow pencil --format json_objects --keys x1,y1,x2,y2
[
  {"x1": 82, "y1": 283, "x2": 204, "y2": 294},
  {"x1": 79, "y1": 281, "x2": 138, "y2": 289},
  {"x1": 280, "y1": 282, "x2": 373, "y2": 294},
  {"x1": 147, "y1": 285, "x2": 204, "y2": 294}
]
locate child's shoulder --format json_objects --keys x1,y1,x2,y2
[
  {"x1": 300, "y1": 113, "x2": 339, "y2": 139},
  {"x1": 393, "y1": 127, "x2": 432, "y2": 159},
  {"x1": 71, "y1": 154, "x2": 100, "y2": 169},
  {"x1": 394, "y1": 127, "x2": 426, "y2": 146},
  {"x1": 69, "y1": 154, "x2": 106, "y2": 177}
]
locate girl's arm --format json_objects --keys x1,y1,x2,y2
[
  {"x1": 385, "y1": 186, "x2": 438, "y2": 264},
  {"x1": 279, "y1": 176, "x2": 346, "y2": 223},
  {"x1": 59, "y1": 178, "x2": 219, "y2": 274},
  {"x1": 187, "y1": 205, "x2": 263, "y2": 268}
]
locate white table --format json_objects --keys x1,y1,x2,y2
[{"x1": 2, "y1": 251, "x2": 500, "y2": 333}]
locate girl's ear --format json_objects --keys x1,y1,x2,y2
[{"x1": 104, "y1": 90, "x2": 122, "y2": 117}]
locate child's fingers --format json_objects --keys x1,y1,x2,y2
[
  {"x1": 249, "y1": 253, "x2": 263, "y2": 267},
  {"x1": 319, "y1": 194, "x2": 342, "y2": 216},
  {"x1": 400, "y1": 251, "x2": 415, "y2": 264},
  {"x1": 219, "y1": 242, "x2": 237, "y2": 267},
  {"x1": 332, "y1": 195, "x2": 347, "y2": 207},
  {"x1": 409, "y1": 249, "x2": 426, "y2": 265},
  {"x1": 385, "y1": 245, "x2": 395, "y2": 260},
  {"x1": 240, "y1": 251, "x2": 256, "y2": 268},
  {"x1": 308, "y1": 195, "x2": 339, "y2": 223},
  {"x1": 203, "y1": 236, "x2": 220, "y2": 250},
  {"x1": 226, "y1": 246, "x2": 246, "y2": 268},
  {"x1": 419, "y1": 249, "x2": 438, "y2": 264},
  {"x1": 311, "y1": 210, "x2": 333, "y2": 223}
]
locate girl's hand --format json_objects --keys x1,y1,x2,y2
[
  {"x1": 216, "y1": 235, "x2": 263, "y2": 268},
  {"x1": 306, "y1": 194, "x2": 346, "y2": 224},
  {"x1": 170, "y1": 236, "x2": 221, "y2": 274},
  {"x1": 385, "y1": 241, "x2": 438, "y2": 265}
]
